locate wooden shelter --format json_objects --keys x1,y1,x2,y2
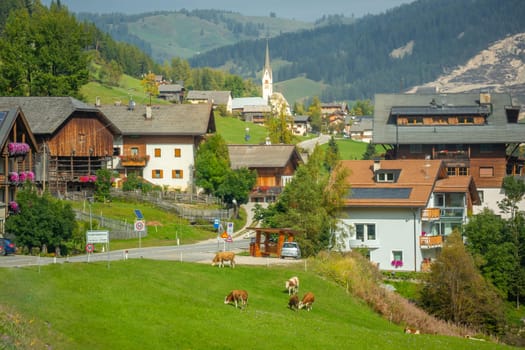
[{"x1": 247, "y1": 227, "x2": 300, "y2": 257}]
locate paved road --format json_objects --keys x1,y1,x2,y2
[
  {"x1": 0, "y1": 236, "x2": 302, "y2": 268},
  {"x1": 297, "y1": 134, "x2": 331, "y2": 154}
]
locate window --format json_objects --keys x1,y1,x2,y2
[
  {"x1": 479, "y1": 167, "x2": 494, "y2": 177},
  {"x1": 78, "y1": 133, "x2": 86, "y2": 143},
  {"x1": 113, "y1": 147, "x2": 121, "y2": 156},
  {"x1": 152, "y1": 169, "x2": 163, "y2": 179},
  {"x1": 446, "y1": 167, "x2": 469, "y2": 176},
  {"x1": 355, "y1": 224, "x2": 376, "y2": 241},
  {"x1": 377, "y1": 172, "x2": 394, "y2": 182},
  {"x1": 477, "y1": 190, "x2": 484, "y2": 203},
  {"x1": 409, "y1": 144, "x2": 422, "y2": 153},
  {"x1": 154, "y1": 148, "x2": 161, "y2": 157},
  {"x1": 392, "y1": 251, "x2": 403, "y2": 267},
  {"x1": 174, "y1": 148, "x2": 181, "y2": 157},
  {"x1": 131, "y1": 147, "x2": 139, "y2": 156},
  {"x1": 172, "y1": 169, "x2": 183, "y2": 179}
]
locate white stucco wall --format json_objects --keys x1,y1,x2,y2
[
  {"x1": 473, "y1": 187, "x2": 525, "y2": 219},
  {"x1": 338, "y1": 207, "x2": 423, "y2": 272},
  {"x1": 144, "y1": 143, "x2": 195, "y2": 191}
]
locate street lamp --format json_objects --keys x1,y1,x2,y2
[{"x1": 232, "y1": 199, "x2": 238, "y2": 219}]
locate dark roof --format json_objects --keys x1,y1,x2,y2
[
  {"x1": 158, "y1": 84, "x2": 184, "y2": 93},
  {"x1": 186, "y1": 90, "x2": 231, "y2": 105},
  {"x1": 0, "y1": 106, "x2": 38, "y2": 151},
  {"x1": 99, "y1": 103, "x2": 215, "y2": 136},
  {"x1": 373, "y1": 92, "x2": 525, "y2": 144},
  {"x1": 293, "y1": 115, "x2": 310, "y2": 123},
  {"x1": 228, "y1": 144, "x2": 301, "y2": 169},
  {"x1": 0, "y1": 96, "x2": 120, "y2": 135}
]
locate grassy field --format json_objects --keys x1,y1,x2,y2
[
  {"x1": 70, "y1": 199, "x2": 247, "y2": 251},
  {"x1": 0, "y1": 260, "x2": 514, "y2": 350}
]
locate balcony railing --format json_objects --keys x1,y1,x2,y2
[
  {"x1": 349, "y1": 239, "x2": 380, "y2": 249},
  {"x1": 421, "y1": 208, "x2": 440, "y2": 221},
  {"x1": 440, "y1": 207, "x2": 464, "y2": 219},
  {"x1": 119, "y1": 155, "x2": 150, "y2": 167},
  {"x1": 419, "y1": 235, "x2": 443, "y2": 249}
]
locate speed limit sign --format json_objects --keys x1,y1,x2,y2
[
  {"x1": 86, "y1": 243, "x2": 94, "y2": 253},
  {"x1": 134, "y1": 220, "x2": 145, "y2": 232}
]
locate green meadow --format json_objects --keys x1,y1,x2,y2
[{"x1": 0, "y1": 260, "x2": 513, "y2": 350}]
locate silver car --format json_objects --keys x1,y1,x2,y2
[{"x1": 280, "y1": 242, "x2": 301, "y2": 259}]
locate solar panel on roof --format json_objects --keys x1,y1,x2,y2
[
  {"x1": 134, "y1": 209, "x2": 144, "y2": 219},
  {"x1": 349, "y1": 188, "x2": 412, "y2": 199}
]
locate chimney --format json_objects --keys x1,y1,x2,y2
[
  {"x1": 145, "y1": 106, "x2": 152, "y2": 119},
  {"x1": 373, "y1": 159, "x2": 381, "y2": 172}
]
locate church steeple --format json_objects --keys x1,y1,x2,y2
[{"x1": 262, "y1": 40, "x2": 273, "y2": 101}]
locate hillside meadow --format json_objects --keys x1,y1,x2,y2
[{"x1": 0, "y1": 259, "x2": 514, "y2": 350}]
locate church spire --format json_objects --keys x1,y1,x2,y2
[{"x1": 262, "y1": 40, "x2": 273, "y2": 101}]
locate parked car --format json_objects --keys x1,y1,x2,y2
[
  {"x1": 0, "y1": 238, "x2": 16, "y2": 256},
  {"x1": 280, "y1": 242, "x2": 301, "y2": 259}
]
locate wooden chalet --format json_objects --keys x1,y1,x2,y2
[
  {"x1": 186, "y1": 90, "x2": 232, "y2": 113},
  {"x1": 227, "y1": 144, "x2": 302, "y2": 202},
  {"x1": 0, "y1": 97, "x2": 120, "y2": 197},
  {"x1": 0, "y1": 105, "x2": 39, "y2": 232},
  {"x1": 372, "y1": 92, "x2": 525, "y2": 214}
]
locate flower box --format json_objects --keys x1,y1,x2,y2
[
  {"x1": 8, "y1": 172, "x2": 19, "y2": 183},
  {"x1": 8, "y1": 201, "x2": 20, "y2": 214},
  {"x1": 391, "y1": 260, "x2": 403, "y2": 268},
  {"x1": 8, "y1": 142, "x2": 30, "y2": 156},
  {"x1": 79, "y1": 175, "x2": 97, "y2": 183}
]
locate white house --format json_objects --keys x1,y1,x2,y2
[
  {"x1": 336, "y1": 159, "x2": 480, "y2": 272},
  {"x1": 100, "y1": 103, "x2": 215, "y2": 191}
]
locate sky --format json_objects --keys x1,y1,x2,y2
[{"x1": 41, "y1": 0, "x2": 415, "y2": 22}]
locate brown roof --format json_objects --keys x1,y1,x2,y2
[
  {"x1": 228, "y1": 144, "x2": 301, "y2": 169},
  {"x1": 340, "y1": 159, "x2": 444, "y2": 208},
  {"x1": 435, "y1": 176, "x2": 481, "y2": 204},
  {"x1": 99, "y1": 103, "x2": 215, "y2": 136}
]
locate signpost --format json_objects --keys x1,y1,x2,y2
[
  {"x1": 86, "y1": 230, "x2": 110, "y2": 267},
  {"x1": 134, "y1": 218, "x2": 146, "y2": 248}
]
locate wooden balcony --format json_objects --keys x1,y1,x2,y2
[
  {"x1": 119, "y1": 155, "x2": 150, "y2": 167},
  {"x1": 419, "y1": 235, "x2": 443, "y2": 249},
  {"x1": 421, "y1": 207, "x2": 440, "y2": 221}
]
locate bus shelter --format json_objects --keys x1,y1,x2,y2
[{"x1": 247, "y1": 227, "x2": 300, "y2": 258}]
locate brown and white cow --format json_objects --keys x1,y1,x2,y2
[
  {"x1": 404, "y1": 327, "x2": 420, "y2": 335},
  {"x1": 212, "y1": 251, "x2": 236, "y2": 268},
  {"x1": 224, "y1": 289, "x2": 248, "y2": 309},
  {"x1": 288, "y1": 294, "x2": 299, "y2": 311},
  {"x1": 298, "y1": 292, "x2": 315, "y2": 311},
  {"x1": 285, "y1": 276, "x2": 299, "y2": 295}
]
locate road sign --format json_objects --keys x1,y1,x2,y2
[
  {"x1": 227, "y1": 222, "x2": 234, "y2": 235},
  {"x1": 221, "y1": 232, "x2": 228, "y2": 239},
  {"x1": 86, "y1": 230, "x2": 109, "y2": 244},
  {"x1": 134, "y1": 220, "x2": 145, "y2": 232},
  {"x1": 86, "y1": 243, "x2": 94, "y2": 253},
  {"x1": 213, "y1": 218, "x2": 220, "y2": 229},
  {"x1": 226, "y1": 235, "x2": 233, "y2": 243}
]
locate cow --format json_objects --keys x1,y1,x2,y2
[
  {"x1": 212, "y1": 251, "x2": 236, "y2": 268},
  {"x1": 298, "y1": 292, "x2": 315, "y2": 311},
  {"x1": 404, "y1": 327, "x2": 420, "y2": 335},
  {"x1": 224, "y1": 290, "x2": 248, "y2": 309},
  {"x1": 285, "y1": 276, "x2": 299, "y2": 295},
  {"x1": 288, "y1": 294, "x2": 299, "y2": 311}
]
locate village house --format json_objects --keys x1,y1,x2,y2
[
  {"x1": 0, "y1": 105, "x2": 39, "y2": 232},
  {"x1": 227, "y1": 144, "x2": 302, "y2": 202},
  {"x1": 99, "y1": 103, "x2": 215, "y2": 192},
  {"x1": 290, "y1": 115, "x2": 311, "y2": 136},
  {"x1": 345, "y1": 116, "x2": 373, "y2": 143},
  {"x1": 337, "y1": 159, "x2": 480, "y2": 272},
  {"x1": 0, "y1": 97, "x2": 120, "y2": 198},
  {"x1": 158, "y1": 83, "x2": 185, "y2": 103},
  {"x1": 372, "y1": 91, "x2": 525, "y2": 215},
  {"x1": 186, "y1": 90, "x2": 233, "y2": 114}
]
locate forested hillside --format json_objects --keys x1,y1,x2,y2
[
  {"x1": 75, "y1": 9, "x2": 338, "y2": 62},
  {"x1": 189, "y1": 0, "x2": 525, "y2": 101}
]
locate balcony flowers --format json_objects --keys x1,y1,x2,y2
[
  {"x1": 391, "y1": 260, "x2": 403, "y2": 268},
  {"x1": 8, "y1": 172, "x2": 19, "y2": 183},
  {"x1": 79, "y1": 175, "x2": 97, "y2": 183},
  {"x1": 8, "y1": 201, "x2": 20, "y2": 214},
  {"x1": 7, "y1": 142, "x2": 30, "y2": 156}
]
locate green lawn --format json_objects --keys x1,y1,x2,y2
[{"x1": 0, "y1": 260, "x2": 513, "y2": 350}]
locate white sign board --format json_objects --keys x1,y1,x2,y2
[
  {"x1": 87, "y1": 230, "x2": 109, "y2": 244},
  {"x1": 134, "y1": 220, "x2": 146, "y2": 232},
  {"x1": 227, "y1": 222, "x2": 234, "y2": 235}
]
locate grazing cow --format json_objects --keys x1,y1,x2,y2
[
  {"x1": 298, "y1": 292, "x2": 315, "y2": 311},
  {"x1": 212, "y1": 251, "x2": 236, "y2": 268},
  {"x1": 224, "y1": 290, "x2": 248, "y2": 309},
  {"x1": 288, "y1": 294, "x2": 299, "y2": 311},
  {"x1": 285, "y1": 276, "x2": 300, "y2": 295},
  {"x1": 404, "y1": 327, "x2": 420, "y2": 335}
]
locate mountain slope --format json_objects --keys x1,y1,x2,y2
[{"x1": 409, "y1": 33, "x2": 525, "y2": 96}]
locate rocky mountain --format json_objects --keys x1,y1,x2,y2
[{"x1": 409, "y1": 33, "x2": 525, "y2": 98}]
